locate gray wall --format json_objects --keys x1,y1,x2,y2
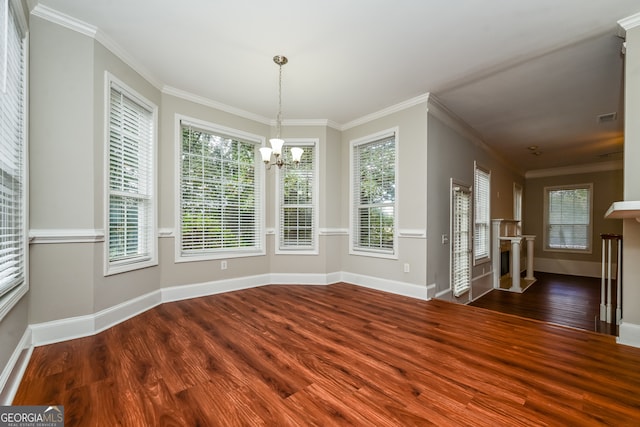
[
  {"x1": 0, "y1": 0, "x2": 30, "y2": 397},
  {"x1": 524, "y1": 169, "x2": 623, "y2": 275},
  {"x1": 28, "y1": 16, "x2": 163, "y2": 323},
  {"x1": 426, "y1": 107, "x2": 524, "y2": 303},
  {"x1": 622, "y1": 24, "x2": 640, "y2": 326},
  {"x1": 26, "y1": 14, "x2": 351, "y2": 327},
  {"x1": 340, "y1": 103, "x2": 429, "y2": 287}
]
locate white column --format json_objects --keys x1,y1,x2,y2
[
  {"x1": 492, "y1": 220, "x2": 503, "y2": 289},
  {"x1": 511, "y1": 239, "x2": 522, "y2": 292},
  {"x1": 523, "y1": 235, "x2": 535, "y2": 280},
  {"x1": 600, "y1": 238, "x2": 607, "y2": 322},
  {"x1": 617, "y1": 238, "x2": 623, "y2": 325}
]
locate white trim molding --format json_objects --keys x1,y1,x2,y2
[
  {"x1": 30, "y1": 4, "x2": 97, "y2": 38},
  {"x1": 26, "y1": 271, "x2": 430, "y2": 347},
  {"x1": 533, "y1": 258, "x2": 603, "y2": 278},
  {"x1": 0, "y1": 327, "x2": 32, "y2": 405},
  {"x1": 163, "y1": 86, "x2": 269, "y2": 125},
  {"x1": 618, "y1": 321, "x2": 640, "y2": 348},
  {"x1": 342, "y1": 94, "x2": 428, "y2": 130},
  {"x1": 525, "y1": 160, "x2": 623, "y2": 179},
  {"x1": 619, "y1": 12, "x2": 640, "y2": 32},
  {"x1": 30, "y1": 5, "x2": 163, "y2": 90},
  {"x1": 0, "y1": 285, "x2": 28, "y2": 323},
  {"x1": 29, "y1": 229, "x2": 105, "y2": 244},
  {"x1": 398, "y1": 229, "x2": 427, "y2": 239},
  {"x1": 319, "y1": 228, "x2": 348, "y2": 236},
  {"x1": 161, "y1": 275, "x2": 268, "y2": 304},
  {"x1": 158, "y1": 228, "x2": 174, "y2": 238},
  {"x1": 341, "y1": 272, "x2": 429, "y2": 300}
]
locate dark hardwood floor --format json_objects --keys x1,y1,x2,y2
[
  {"x1": 470, "y1": 271, "x2": 617, "y2": 335},
  {"x1": 14, "y1": 283, "x2": 640, "y2": 426}
]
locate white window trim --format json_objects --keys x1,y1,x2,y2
[
  {"x1": 0, "y1": 0, "x2": 28, "y2": 322},
  {"x1": 543, "y1": 183, "x2": 593, "y2": 254},
  {"x1": 104, "y1": 72, "x2": 158, "y2": 276},
  {"x1": 174, "y1": 114, "x2": 266, "y2": 263},
  {"x1": 473, "y1": 162, "x2": 491, "y2": 265},
  {"x1": 349, "y1": 127, "x2": 399, "y2": 260},
  {"x1": 513, "y1": 182, "x2": 523, "y2": 222},
  {"x1": 275, "y1": 138, "x2": 319, "y2": 255},
  {"x1": 450, "y1": 179, "x2": 472, "y2": 298},
  {"x1": 514, "y1": 182, "x2": 523, "y2": 234}
]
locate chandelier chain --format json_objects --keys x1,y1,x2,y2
[{"x1": 276, "y1": 62, "x2": 283, "y2": 138}]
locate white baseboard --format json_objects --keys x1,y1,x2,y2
[
  {"x1": 534, "y1": 258, "x2": 604, "y2": 278},
  {"x1": 618, "y1": 321, "x2": 640, "y2": 348},
  {"x1": 27, "y1": 272, "x2": 348, "y2": 347},
  {"x1": 161, "y1": 274, "x2": 269, "y2": 303},
  {"x1": 269, "y1": 272, "x2": 341, "y2": 286},
  {"x1": 341, "y1": 272, "x2": 429, "y2": 300},
  {"x1": 30, "y1": 313, "x2": 95, "y2": 347},
  {"x1": 426, "y1": 283, "x2": 436, "y2": 300},
  {"x1": 0, "y1": 327, "x2": 33, "y2": 405},
  {"x1": 95, "y1": 291, "x2": 162, "y2": 333}
]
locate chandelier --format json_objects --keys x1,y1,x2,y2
[{"x1": 259, "y1": 55, "x2": 303, "y2": 169}]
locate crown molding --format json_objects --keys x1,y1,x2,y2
[
  {"x1": 30, "y1": 4, "x2": 97, "y2": 38},
  {"x1": 162, "y1": 85, "x2": 271, "y2": 125},
  {"x1": 618, "y1": 12, "x2": 640, "y2": 33},
  {"x1": 524, "y1": 159, "x2": 623, "y2": 179},
  {"x1": 427, "y1": 93, "x2": 524, "y2": 177},
  {"x1": 342, "y1": 94, "x2": 429, "y2": 130},
  {"x1": 30, "y1": 4, "x2": 164, "y2": 90},
  {"x1": 93, "y1": 29, "x2": 163, "y2": 89},
  {"x1": 280, "y1": 119, "x2": 341, "y2": 130}
]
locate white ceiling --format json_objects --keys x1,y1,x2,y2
[{"x1": 32, "y1": 0, "x2": 640, "y2": 172}]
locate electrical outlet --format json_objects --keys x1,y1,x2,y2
[
  {"x1": 221, "y1": 260, "x2": 227, "y2": 270},
  {"x1": 442, "y1": 234, "x2": 449, "y2": 244},
  {"x1": 404, "y1": 263, "x2": 410, "y2": 273}
]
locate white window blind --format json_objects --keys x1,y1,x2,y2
[
  {"x1": 514, "y1": 183, "x2": 523, "y2": 222},
  {"x1": 545, "y1": 184, "x2": 592, "y2": 251},
  {"x1": 352, "y1": 133, "x2": 396, "y2": 255},
  {"x1": 0, "y1": 0, "x2": 25, "y2": 300},
  {"x1": 180, "y1": 123, "x2": 261, "y2": 256},
  {"x1": 278, "y1": 142, "x2": 316, "y2": 252},
  {"x1": 1, "y1": 0, "x2": 8, "y2": 93},
  {"x1": 474, "y1": 163, "x2": 491, "y2": 263},
  {"x1": 107, "y1": 81, "x2": 156, "y2": 272},
  {"x1": 452, "y1": 184, "x2": 471, "y2": 297}
]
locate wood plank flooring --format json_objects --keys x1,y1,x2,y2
[
  {"x1": 14, "y1": 283, "x2": 640, "y2": 426},
  {"x1": 470, "y1": 272, "x2": 617, "y2": 335}
]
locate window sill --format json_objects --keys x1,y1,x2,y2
[
  {"x1": 105, "y1": 257, "x2": 158, "y2": 276},
  {"x1": 349, "y1": 248, "x2": 398, "y2": 260},
  {"x1": 0, "y1": 283, "x2": 28, "y2": 323}
]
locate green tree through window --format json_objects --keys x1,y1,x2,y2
[
  {"x1": 352, "y1": 134, "x2": 396, "y2": 254},
  {"x1": 180, "y1": 125, "x2": 260, "y2": 255}
]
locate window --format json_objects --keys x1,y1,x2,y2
[
  {"x1": 451, "y1": 181, "x2": 472, "y2": 297},
  {"x1": 0, "y1": 0, "x2": 27, "y2": 312},
  {"x1": 178, "y1": 119, "x2": 263, "y2": 260},
  {"x1": 350, "y1": 129, "x2": 397, "y2": 257},
  {"x1": 106, "y1": 75, "x2": 157, "y2": 275},
  {"x1": 544, "y1": 184, "x2": 592, "y2": 252},
  {"x1": 277, "y1": 140, "x2": 317, "y2": 253},
  {"x1": 473, "y1": 162, "x2": 491, "y2": 263},
  {"x1": 514, "y1": 183, "x2": 523, "y2": 222}
]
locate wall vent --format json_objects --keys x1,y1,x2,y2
[{"x1": 597, "y1": 112, "x2": 617, "y2": 123}]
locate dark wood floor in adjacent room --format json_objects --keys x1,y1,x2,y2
[
  {"x1": 470, "y1": 271, "x2": 617, "y2": 335},
  {"x1": 14, "y1": 283, "x2": 640, "y2": 426}
]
